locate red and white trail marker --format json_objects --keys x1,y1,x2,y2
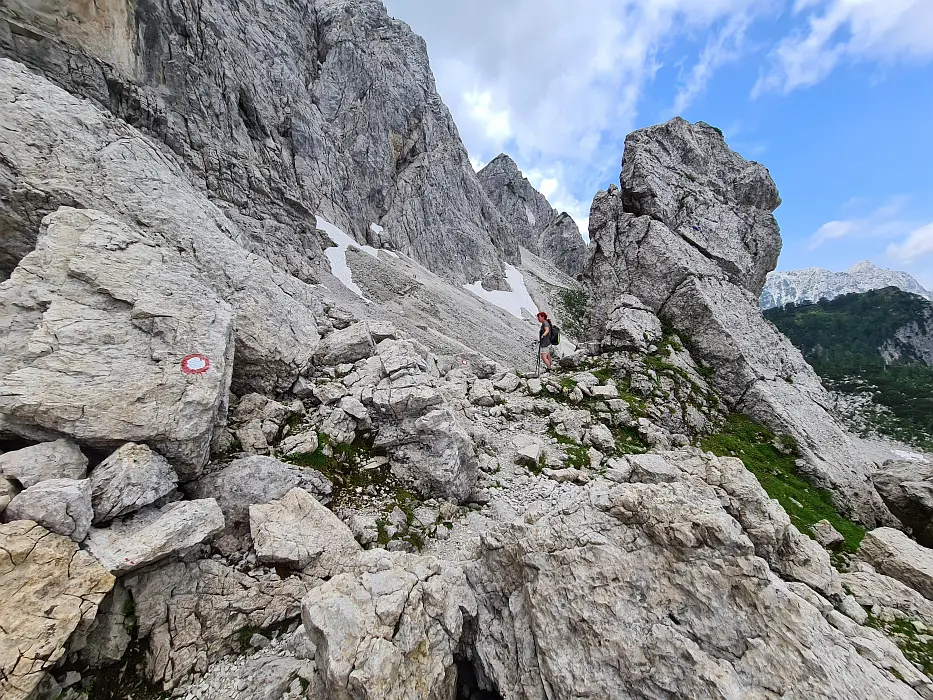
[{"x1": 181, "y1": 354, "x2": 211, "y2": 375}]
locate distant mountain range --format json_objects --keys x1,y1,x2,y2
[{"x1": 760, "y1": 261, "x2": 933, "y2": 309}]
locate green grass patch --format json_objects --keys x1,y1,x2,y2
[
  {"x1": 283, "y1": 433, "x2": 393, "y2": 505},
  {"x1": 612, "y1": 425, "x2": 649, "y2": 455},
  {"x1": 866, "y1": 614, "x2": 933, "y2": 678},
  {"x1": 700, "y1": 414, "x2": 865, "y2": 552}
]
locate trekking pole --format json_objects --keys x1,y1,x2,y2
[{"x1": 535, "y1": 341, "x2": 541, "y2": 378}]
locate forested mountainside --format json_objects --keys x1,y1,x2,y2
[{"x1": 766, "y1": 288, "x2": 933, "y2": 448}]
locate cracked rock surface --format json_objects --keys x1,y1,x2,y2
[{"x1": 0, "y1": 521, "x2": 114, "y2": 700}]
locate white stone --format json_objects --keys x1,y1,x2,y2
[
  {"x1": 85, "y1": 499, "x2": 224, "y2": 574},
  {"x1": 90, "y1": 443, "x2": 178, "y2": 523},
  {"x1": 0, "y1": 439, "x2": 87, "y2": 488},
  {"x1": 249, "y1": 488, "x2": 361, "y2": 575},
  {"x1": 5, "y1": 478, "x2": 93, "y2": 542}
]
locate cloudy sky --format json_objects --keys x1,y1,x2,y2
[{"x1": 383, "y1": 0, "x2": 933, "y2": 286}]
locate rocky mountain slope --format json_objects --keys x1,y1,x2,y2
[
  {"x1": 477, "y1": 154, "x2": 586, "y2": 277},
  {"x1": 0, "y1": 0, "x2": 520, "y2": 288},
  {"x1": 2, "y1": 2, "x2": 933, "y2": 700},
  {"x1": 762, "y1": 261, "x2": 933, "y2": 309},
  {"x1": 766, "y1": 288, "x2": 933, "y2": 450}
]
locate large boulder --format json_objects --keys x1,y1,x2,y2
[
  {"x1": 90, "y1": 443, "x2": 179, "y2": 523},
  {"x1": 378, "y1": 407, "x2": 479, "y2": 503},
  {"x1": 0, "y1": 58, "x2": 323, "y2": 395},
  {"x1": 249, "y1": 487, "x2": 361, "y2": 575},
  {"x1": 467, "y1": 480, "x2": 922, "y2": 699},
  {"x1": 583, "y1": 118, "x2": 894, "y2": 527},
  {"x1": 84, "y1": 499, "x2": 225, "y2": 574},
  {"x1": 0, "y1": 208, "x2": 234, "y2": 478},
  {"x1": 302, "y1": 551, "x2": 476, "y2": 700},
  {"x1": 859, "y1": 528, "x2": 933, "y2": 601},
  {"x1": 0, "y1": 438, "x2": 87, "y2": 488},
  {"x1": 872, "y1": 461, "x2": 933, "y2": 547},
  {"x1": 4, "y1": 478, "x2": 93, "y2": 542},
  {"x1": 0, "y1": 521, "x2": 114, "y2": 700}
]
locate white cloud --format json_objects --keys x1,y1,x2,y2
[
  {"x1": 463, "y1": 90, "x2": 512, "y2": 144},
  {"x1": 808, "y1": 220, "x2": 858, "y2": 249},
  {"x1": 672, "y1": 14, "x2": 752, "y2": 114},
  {"x1": 385, "y1": 0, "x2": 778, "y2": 179},
  {"x1": 887, "y1": 223, "x2": 933, "y2": 265},
  {"x1": 755, "y1": 0, "x2": 933, "y2": 95},
  {"x1": 807, "y1": 196, "x2": 918, "y2": 250},
  {"x1": 523, "y1": 166, "x2": 592, "y2": 240}
]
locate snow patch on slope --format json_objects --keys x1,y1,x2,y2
[
  {"x1": 317, "y1": 215, "x2": 383, "y2": 298},
  {"x1": 464, "y1": 264, "x2": 538, "y2": 319}
]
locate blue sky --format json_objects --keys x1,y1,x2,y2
[{"x1": 384, "y1": 0, "x2": 933, "y2": 286}]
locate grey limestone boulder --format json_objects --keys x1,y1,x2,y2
[
  {"x1": 84, "y1": 499, "x2": 225, "y2": 575},
  {"x1": 249, "y1": 487, "x2": 361, "y2": 575},
  {"x1": 0, "y1": 208, "x2": 234, "y2": 479},
  {"x1": 315, "y1": 322, "x2": 377, "y2": 367},
  {"x1": 0, "y1": 439, "x2": 87, "y2": 488},
  {"x1": 602, "y1": 295, "x2": 664, "y2": 351},
  {"x1": 872, "y1": 461, "x2": 933, "y2": 547},
  {"x1": 859, "y1": 528, "x2": 933, "y2": 601},
  {"x1": 381, "y1": 408, "x2": 479, "y2": 503},
  {"x1": 90, "y1": 443, "x2": 178, "y2": 524},
  {"x1": 5, "y1": 478, "x2": 93, "y2": 542}
]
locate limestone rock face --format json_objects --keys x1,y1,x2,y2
[
  {"x1": 0, "y1": 0, "x2": 516, "y2": 288},
  {"x1": 85, "y1": 499, "x2": 225, "y2": 574},
  {"x1": 5, "y1": 478, "x2": 93, "y2": 542},
  {"x1": 601, "y1": 294, "x2": 664, "y2": 351},
  {"x1": 478, "y1": 154, "x2": 585, "y2": 276},
  {"x1": 249, "y1": 488, "x2": 361, "y2": 574},
  {"x1": 0, "y1": 58, "x2": 323, "y2": 395},
  {"x1": 467, "y1": 480, "x2": 918, "y2": 700},
  {"x1": 0, "y1": 521, "x2": 114, "y2": 700},
  {"x1": 859, "y1": 528, "x2": 933, "y2": 601},
  {"x1": 0, "y1": 438, "x2": 87, "y2": 488},
  {"x1": 0, "y1": 208, "x2": 234, "y2": 478},
  {"x1": 123, "y1": 558, "x2": 311, "y2": 689},
  {"x1": 873, "y1": 461, "x2": 933, "y2": 547},
  {"x1": 90, "y1": 443, "x2": 179, "y2": 523},
  {"x1": 583, "y1": 118, "x2": 893, "y2": 526},
  {"x1": 302, "y1": 550, "x2": 476, "y2": 700}
]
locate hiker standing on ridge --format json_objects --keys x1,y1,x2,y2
[{"x1": 537, "y1": 311, "x2": 554, "y2": 372}]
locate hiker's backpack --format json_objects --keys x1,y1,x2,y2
[{"x1": 550, "y1": 323, "x2": 561, "y2": 345}]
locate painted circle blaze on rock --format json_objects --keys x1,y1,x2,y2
[{"x1": 182, "y1": 353, "x2": 211, "y2": 375}]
